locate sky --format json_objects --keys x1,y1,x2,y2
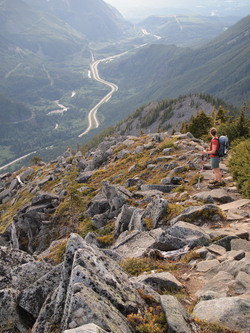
[{"x1": 104, "y1": 0, "x2": 250, "y2": 20}]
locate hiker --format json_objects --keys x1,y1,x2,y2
[{"x1": 202, "y1": 127, "x2": 224, "y2": 187}]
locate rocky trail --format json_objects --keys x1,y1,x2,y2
[{"x1": 0, "y1": 132, "x2": 249, "y2": 333}]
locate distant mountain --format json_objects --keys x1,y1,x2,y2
[
  {"x1": 125, "y1": 0, "x2": 250, "y2": 21},
  {"x1": 23, "y1": 0, "x2": 132, "y2": 42},
  {"x1": 137, "y1": 15, "x2": 240, "y2": 47},
  {"x1": 0, "y1": 0, "x2": 87, "y2": 59},
  {"x1": 101, "y1": 15, "x2": 250, "y2": 110}
]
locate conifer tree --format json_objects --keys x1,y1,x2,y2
[
  {"x1": 181, "y1": 110, "x2": 212, "y2": 138},
  {"x1": 215, "y1": 105, "x2": 230, "y2": 126}
]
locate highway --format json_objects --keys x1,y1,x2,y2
[
  {"x1": 78, "y1": 51, "x2": 128, "y2": 137},
  {"x1": 0, "y1": 151, "x2": 37, "y2": 172}
]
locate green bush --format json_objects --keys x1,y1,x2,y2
[{"x1": 229, "y1": 138, "x2": 250, "y2": 198}]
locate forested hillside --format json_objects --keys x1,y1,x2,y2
[
  {"x1": 101, "y1": 15, "x2": 250, "y2": 115},
  {"x1": 22, "y1": 0, "x2": 132, "y2": 41},
  {"x1": 137, "y1": 15, "x2": 239, "y2": 47}
]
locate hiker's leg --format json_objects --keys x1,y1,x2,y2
[
  {"x1": 211, "y1": 157, "x2": 221, "y2": 182},
  {"x1": 213, "y1": 168, "x2": 222, "y2": 182}
]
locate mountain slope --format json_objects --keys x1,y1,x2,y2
[
  {"x1": 111, "y1": 94, "x2": 237, "y2": 136},
  {"x1": 23, "y1": 0, "x2": 132, "y2": 42},
  {"x1": 137, "y1": 15, "x2": 239, "y2": 47},
  {"x1": 0, "y1": 0, "x2": 94, "y2": 165},
  {"x1": 0, "y1": 0, "x2": 87, "y2": 58},
  {"x1": 101, "y1": 15, "x2": 250, "y2": 107},
  {"x1": 0, "y1": 130, "x2": 249, "y2": 332}
]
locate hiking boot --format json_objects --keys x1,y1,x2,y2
[
  {"x1": 209, "y1": 180, "x2": 218, "y2": 184},
  {"x1": 208, "y1": 181, "x2": 225, "y2": 189}
]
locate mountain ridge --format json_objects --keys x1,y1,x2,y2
[
  {"x1": 22, "y1": 0, "x2": 132, "y2": 42},
  {"x1": 101, "y1": 15, "x2": 250, "y2": 109},
  {"x1": 0, "y1": 2, "x2": 249, "y2": 172},
  {"x1": 0, "y1": 130, "x2": 249, "y2": 332}
]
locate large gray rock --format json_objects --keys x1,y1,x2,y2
[
  {"x1": 33, "y1": 234, "x2": 144, "y2": 333},
  {"x1": 128, "y1": 208, "x2": 147, "y2": 232},
  {"x1": 0, "y1": 246, "x2": 50, "y2": 290},
  {"x1": 198, "y1": 271, "x2": 235, "y2": 299},
  {"x1": 6, "y1": 192, "x2": 61, "y2": 253},
  {"x1": 151, "y1": 221, "x2": 210, "y2": 251},
  {"x1": 205, "y1": 257, "x2": 250, "y2": 279},
  {"x1": 235, "y1": 271, "x2": 250, "y2": 295},
  {"x1": 31, "y1": 192, "x2": 59, "y2": 207},
  {"x1": 136, "y1": 272, "x2": 183, "y2": 292},
  {"x1": 206, "y1": 244, "x2": 227, "y2": 256},
  {"x1": 161, "y1": 176, "x2": 183, "y2": 185},
  {"x1": 77, "y1": 158, "x2": 88, "y2": 172},
  {"x1": 112, "y1": 229, "x2": 163, "y2": 258},
  {"x1": 86, "y1": 191, "x2": 110, "y2": 217},
  {"x1": 140, "y1": 184, "x2": 178, "y2": 193},
  {"x1": 86, "y1": 150, "x2": 110, "y2": 171},
  {"x1": 192, "y1": 189, "x2": 234, "y2": 203},
  {"x1": 0, "y1": 288, "x2": 27, "y2": 333},
  {"x1": 101, "y1": 181, "x2": 133, "y2": 211},
  {"x1": 17, "y1": 264, "x2": 62, "y2": 317},
  {"x1": 114, "y1": 205, "x2": 137, "y2": 238},
  {"x1": 7, "y1": 260, "x2": 52, "y2": 291},
  {"x1": 161, "y1": 295, "x2": 198, "y2": 333},
  {"x1": 63, "y1": 324, "x2": 108, "y2": 333},
  {"x1": 142, "y1": 195, "x2": 168, "y2": 228},
  {"x1": 170, "y1": 204, "x2": 223, "y2": 226},
  {"x1": 76, "y1": 171, "x2": 94, "y2": 183},
  {"x1": 213, "y1": 235, "x2": 239, "y2": 251},
  {"x1": 196, "y1": 259, "x2": 220, "y2": 273},
  {"x1": 19, "y1": 167, "x2": 35, "y2": 182},
  {"x1": 0, "y1": 187, "x2": 11, "y2": 204},
  {"x1": 231, "y1": 238, "x2": 250, "y2": 252},
  {"x1": 193, "y1": 297, "x2": 250, "y2": 333}
]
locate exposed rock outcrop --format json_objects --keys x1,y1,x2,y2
[
  {"x1": 33, "y1": 234, "x2": 145, "y2": 333},
  {"x1": 0, "y1": 131, "x2": 249, "y2": 333}
]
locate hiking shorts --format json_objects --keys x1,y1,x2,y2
[{"x1": 211, "y1": 156, "x2": 220, "y2": 169}]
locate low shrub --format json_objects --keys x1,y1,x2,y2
[{"x1": 228, "y1": 138, "x2": 250, "y2": 198}]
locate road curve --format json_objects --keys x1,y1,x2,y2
[
  {"x1": 78, "y1": 51, "x2": 127, "y2": 137},
  {"x1": 0, "y1": 151, "x2": 37, "y2": 172}
]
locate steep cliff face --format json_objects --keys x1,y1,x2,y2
[{"x1": 0, "y1": 132, "x2": 249, "y2": 333}]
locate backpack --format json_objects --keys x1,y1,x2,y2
[{"x1": 216, "y1": 135, "x2": 229, "y2": 157}]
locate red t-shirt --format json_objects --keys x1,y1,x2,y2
[{"x1": 210, "y1": 137, "x2": 219, "y2": 158}]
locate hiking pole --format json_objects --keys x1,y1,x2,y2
[{"x1": 196, "y1": 154, "x2": 205, "y2": 190}]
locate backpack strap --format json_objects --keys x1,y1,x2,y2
[{"x1": 214, "y1": 137, "x2": 220, "y2": 156}]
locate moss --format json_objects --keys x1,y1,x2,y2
[
  {"x1": 77, "y1": 218, "x2": 96, "y2": 238},
  {"x1": 180, "y1": 250, "x2": 201, "y2": 264},
  {"x1": 97, "y1": 221, "x2": 115, "y2": 236},
  {"x1": 144, "y1": 217, "x2": 153, "y2": 230},
  {"x1": 120, "y1": 258, "x2": 177, "y2": 277},
  {"x1": 184, "y1": 206, "x2": 225, "y2": 223},
  {"x1": 166, "y1": 203, "x2": 185, "y2": 221},
  {"x1": 46, "y1": 239, "x2": 68, "y2": 264},
  {"x1": 0, "y1": 189, "x2": 33, "y2": 233},
  {"x1": 128, "y1": 290, "x2": 168, "y2": 333},
  {"x1": 127, "y1": 306, "x2": 168, "y2": 333},
  {"x1": 194, "y1": 318, "x2": 241, "y2": 333},
  {"x1": 189, "y1": 173, "x2": 204, "y2": 186},
  {"x1": 163, "y1": 288, "x2": 189, "y2": 301},
  {"x1": 158, "y1": 137, "x2": 177, "y2": 150},
  {"x1": 173, "y1": 184, "x2": 190, "y2": 193},
  {"x1": 97, "y1": 234, "x2": 114, "y2": 246}
]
